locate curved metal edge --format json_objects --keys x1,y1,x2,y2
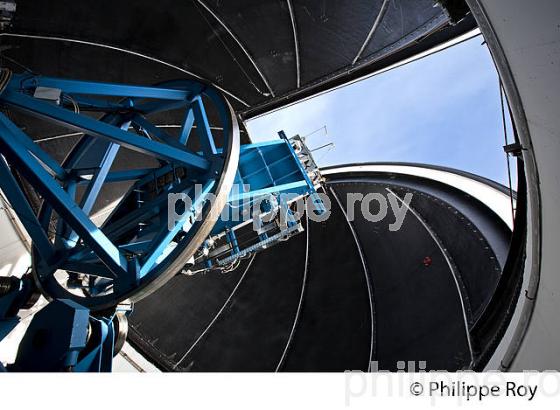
[
  {"x1": 30, "y1": 84, "x2": 240, "y2": 311},
  {"x1": 128, "y1": 88, "x2": 241, "y2": 304},
  {"x1": 30, "y1": 113, "x2": 133, "y2": 309},
  {"x1": 194, "y1": 0, "x2": 275, "y2": 97},
  {"x1": 323, "y1": 163, "x2": 515, "y2": 230},
  {"x1": 286, "y1": 0, "x2": 300, "y2": 89},
  {"x1": 0, "y1": 33, "x2": 250, "y2": 108},
  {"x1": 386, "y1": 187, "x2": 475, "y2": 367},
  {"x1": 300, "y1": 164, "x2": 518, "y2": 369},
  {"x1": 352, "y1": 0, "x2": 391, "y2": 65},
  {"x1": 112, "y1": 312, "x2": 128, "y2": 356},
  {"x1": 328, "y1": 185, "x2": 376, "y2": 371},
  {"x1": 275, "y1": 212, "x2": 309, "y2": 371},
  {"x1": 464, "y1": 0, "x2": 542, "y2": 371},
  {"x1": 322, "y1": 161, "x2": 517, "y2": 199},
  {"x1": 173, "y1": 254, "x2": 256, "y2": 370},
  {"x1": 241, "y1": 14, "x2": 476, "y2": 119}
]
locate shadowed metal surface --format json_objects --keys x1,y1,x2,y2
[
  {"x1": 1, "y1": 0, "x2": 475, "y2": 117},
  {"x1": 127, "y1": 166, "x2": 511, "y2": 371},
  {"x1": 0, "y1": 1, "x2": 528, "y2": 371}
]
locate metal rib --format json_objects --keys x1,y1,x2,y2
[
  {"x1": 275, "y1": 212, "x2": 309, "y2": 371},
  {"x1": 386, "y1": 188, "x2": 475, "y2": 366},
  {"x1": 195, "y1": 0, "x2": 275, "y2": 97},
  {"x1": 34, "y1": 124, "x2": 241, "y2": 144},
  {"x1": 352, "y1": 0, "x2": 391, "y2": 65},
  {"x1": 286, "y1": 0, "x2": 301, "y2": 88},
  {"x1": 330, "y1": 185, "x2": 376, "y2": 370},
  {"x1": 173, "y1": 254, "x2": 256, "y2": 369},
  {"x1": 0, "y1": 33, "x2": 250, "y2": 108}
]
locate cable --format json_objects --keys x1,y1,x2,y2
[
  {"x1": 0, "y1": 32, "x2": 249, "y2": 107},
  {"x1": 386, "y1": 187, "x2": 475, "y2": 368},
  {"x1": 0, "y1": 68, "x2": 12, "y2": 93},
  {"x1": 330, "y1": 185, "x2": 375, "y2": 370},
  {"x1": 191, "y1": 0, "x2": 271, "y2": 97},
  {"x1": 173, "y1": 253, "x2": 257, "y2": 369},
  {"x1": 499, "y1": 80, "x2": 516, "y2": 224},
  {"x1": 0, "y1": 53, "x2": 36, "y2": 75},
  {"x1": 275, "y1": 211, "x2": 309, "y2": 371},
  {"x1": 62, "y1": 93, "x2": 80, "y2": 114}
]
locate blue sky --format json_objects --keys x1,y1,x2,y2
[{"x1": 246, "y1": 36, "x2": 516, "y2": 186}]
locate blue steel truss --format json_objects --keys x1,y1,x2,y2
[{"x1": 0, "y1": 70, "x2": 323, "y2": 311}]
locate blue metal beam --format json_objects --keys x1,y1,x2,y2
[
  {"x1": 16, "y1": 75, "x2": 190, "y2": 101},
  {"x1": 0, "y1": 157, "x2": 54, "y2": 261},
  {"x1": 101, "y1": 177, "x2": 195, "y2": 239},
  {"x1": 90, "y1": 168, "x2": 156, "y2": 184},
  {"x1": 0, "y1": 123, "x2": 128, "y2": 276},
  {"x1": 133, "y1": 99, "x2": 187, "y2": 115},
  {"x1": 2, "y1": 91, "x2": 211, "y2": 171},
  {"x1": 0, "y1": 74, "x2": 324, "y2": 303},
  {"x1": 192, "y1": 96, "x2": 218, "y2": 156},
  {"x1": 68, "y1": 95, "x2": 128, "y2": 112},
  {"x1": 279, "y1": 131, "x2": 326, "y2": 215},
  {"x1": 79, "y1": 142, "x2": 120, "y2": 215},
  {"x1": 0, "y1": 114, "x2": 66, "y2": 179},
  {"x1": 179, "y1": 107, "x2": 195, "y2": 145},
  {"x1": 139, "y1": 180, "x2": 214, "y2": 277},
  {"x1": 54, "y1": 179, "x2": 78, "y2": 249},
  {"x1": 65, "y1": 123, "x2": 130, "y2": 247},
  {"x1": 131, "y1": 115, "x2": 186, "y2": 150},
  {"x1": 77, "y1": 120, "x2": 132, "y2": 214},
  {"x1": 61, "y1": 261, "x2": 116, "y2": 279}
]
